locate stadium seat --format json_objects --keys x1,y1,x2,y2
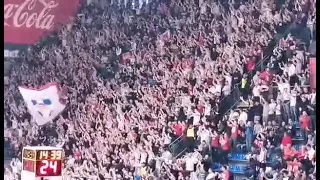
[
  {"x1": 293, "y1": 144, "x2": 302, "y2": 151},
  {"x1": 229, "y1": 153, "x2": 248, "y2": 162},
  {"x1": 293, "y1": 130, "x2": 304, "y2": 140},
  {"x1": 229, "y1": 164, "x2": 246, "y2": 174},
  {"x1": 211, "y1": 163, "x2": 222, "y2": 172}
]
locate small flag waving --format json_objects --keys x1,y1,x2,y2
[{"x1": 18, "y1": 83, "x2": 66, "y2": 125}]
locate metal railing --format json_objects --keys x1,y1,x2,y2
[
  {"x1": 220, "y1": 21, "x2": 297, "y2": 118},
  {"x1": 167, "y1": 17, "x2": 297, "y2": 158},
  {"x1": 168, "y1": 134, "x2": 187, "y2": 158}
]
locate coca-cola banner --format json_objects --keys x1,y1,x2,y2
[{"x1": 4, "y1": 0, "x2": 80, "y2": 45}]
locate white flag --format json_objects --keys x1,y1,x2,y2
[{"x1": 18, "y1": 83, "x2": 66, "y2": 126}]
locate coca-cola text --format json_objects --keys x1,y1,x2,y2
[{"x1": 4, "y1": 0, "x2": 59, "y2": 30}]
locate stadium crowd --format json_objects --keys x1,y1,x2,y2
[{"x1": 4, "y1": 0, "x2": 316, "y2": 179}]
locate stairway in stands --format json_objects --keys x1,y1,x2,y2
[
  {"x1": 213, "y1": 22, "x2": 302, "y2": 178},
  {"x1": 210, "y1": 101, "x2": 305, "y2": 179},
  {"x1": 168, "y1": 21, "x2": 298, "y2": 178}
]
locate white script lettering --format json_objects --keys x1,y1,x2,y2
[{"x1": 4, "y1": 0, "x2": 59, "y2": 30}]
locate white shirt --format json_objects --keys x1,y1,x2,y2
[
  {"x1": 193, "y1": 111, "x2": 201, "y2": 126},
  {"x1": 252, "y1": 86, "x2": 261, "y2": 97},
  {"x1": 278, "y1": 83, "x2": 290, "y2": 93},
  {"x1": 200, "y1": 3, "x2": 207, "y2": 14},
  {"x1": 162, "y1": 151, "x2": 173, "y2": 164},
  {"x1": 140, "y1": 152, "x2": 147, "y2": 164},
  {"x1": 258, "y1": 148, "x2": 267, "y2": 163},
  {"x1": 253, "y1": 74, "x2": 260, "y2": 85},
  {"x1": 263, "y1": 103, "x2": 269, "y2": 117},
  {"x1": 283, "y1": 92, "x2": 291, "y2": 101},
  {"x1": 209, "y1": 86, "x2": 216, "y2": 94},
  {"x1": 295, "y1": 61, "x2": 302, "y2": 74},
  {"x1": 163, "y1": 135, "x2": 171, "y2": 145},
  {"x1": 215, "y1": 84, "x2": 222, "y2": 94},
  {"x1": 288, "y1": 64, "x2": 296, "y2": 77},
  {"x1": 185, "y1": 156, "x2": 197, "y2": 171},
  {"x1": 282, "y1": 65, "x2": 289, "y2": 76},
  {"x1": 268, "y1": 102, "x2": 277, "y2": 114},
  {"x1": 18, "y1": 129, "x2": 22, "y2": 137},
  {"x1": 310, "y1": 93, "x2": 316, "y2": 104},
  {"x1": 222, "y1": 85, "x2": 231, "y2": 96},
  {"x1": 239, "y1": 111, "x2": 248, "y2": 123},
  {"x1": 4, "y1": 174, "x2": 14, "y2": 180},
  {"x1": 229, "y1": 111, "x2": 239, "y2": 121},
  {"x1": 67, "y1": 157, "x2": 75, "y2": 165},
  {"x1": 16, "y1": 161, "x2": 22, "y2": 172},
  {"x1": 275, "y1": 104, "x2": 281, "y2": 115},
  {"x1": 290, "y1": 95, "x2": 297, "y2": 106},
  {"x1": 181, "y1": 95, "x2": 191, "y2": 106},
  {"x1": 200, "y1": 129, "x2": 210, "y2": 144},
  {"x1": 204, "y1": 103, "x2": 211, "y2": 116},
  {"x1": 277, "y1": 83, "x2": 283, "y2": 93},
  {"x1": 4, "y1": 129, "x2": 11, "y2": 138},
  {"x1": 11, "y1": 120, "x2": 17, "y2": 129},
  {"x1": 206, "y1": 172, "x2": 216, "y2": 180},
  {"x1": 308, "y1": 148, "x2": 316, "y2": 160},
  {"x1": 10, "y1": 161, "x2": 18, "y2": 174}
]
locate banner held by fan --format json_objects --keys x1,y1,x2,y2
[{"x1": 18, "y1": 83, "x2": 67, "y2": 125}]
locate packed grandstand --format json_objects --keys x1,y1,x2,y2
[{"x1": 4, "y1": 0, "x2": 316, "y2": 179}]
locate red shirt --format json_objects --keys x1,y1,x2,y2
[
  {"x1": 231, "y1": 125, "x2": 239, "y2": 139},
  {"x1": 254, "y1": 140, "x2": 263, "y2": 148},
  {"x1": 221, "y1": 137, "x2": 231, "y2": 151},
  {"x1": 174, "y1": 124, "x2": 183, "y2": 136},
  {"x1": 287, "y1": 161, "x2": 301, "y2": 172},
  {"x1": 197, "y1": 105, "x2": 205, "y2": 115},
  {"x1": 281, "y1": 136, "x2": 293, "y2": 147},
  {"x1": 223, "y1": 170, "x2": 231, "y2": 180},
  {"x1": 297, "y1": 149, "x2": 307, "y2": 160},
  {"x1": 247, "y1": 59, "x2": 256, "y2": 72},
  {"x1": 260, "y1": 70, "x2": 273, "y2": 85},
  {"x1": 300, "y1": 115, "x2": 311, "y2": 130},
  {"x1": 284, "y1": 146, "x2": 296, "y2": 160},
  {"x1": 211, "y1": 135, "x2": 220, "y2": 148}
]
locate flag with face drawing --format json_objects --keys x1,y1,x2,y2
[{"x1": 18, "y1": 83, "x2": 66, "y2": 126}]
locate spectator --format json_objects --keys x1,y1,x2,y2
[{"x1": 3, "y1": 0, "x2": 316, "y2": 179}]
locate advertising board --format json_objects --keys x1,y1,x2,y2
[{"x1": 4, "y1": 0, "x2": 80, "y2": 57}]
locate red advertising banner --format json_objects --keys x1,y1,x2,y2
[
  {"x1": 4, "y1": 0, "x2": 80, "y2": 46},
  {"x1": 309, "y1": 57, "x2": 316, "y2": 89}
]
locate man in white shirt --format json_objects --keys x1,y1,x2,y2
[
  {"x1": 197, "y1": 126, "x2": 211, "y2": 145},
  {"x1": 278, "y1": 81, "x2": 291, "y2": 94},
  {"x1": 310, "y1": 90, "x2": 316, "y2": 104},
  {"x1": 268, "y1": 99, "x2": 277, "y2": 115},
  {"x1": 275, "y1": 99, "x2": 282, "y2": 123},
  {"x1": 289, "y1": 90, "x2": 297, "y2": 122},
  {"x1": 193, "y1": 109, "x2": 201, "y2": 126},
  {"x1": 252, "y1": 71, "x2": 260, "y2": 86},
  {"x1": 185, "y1": 154, "x2": 198, "y2": 172},
  {"x1": 9, "y1": 159, "x2": 18, "y2": 175},
  {"x1": 282, "y1": 88, "x2": 291, "y2": 101},
  {"x1": 206, "y1": 169, "x2": 217, "y2": 180},
  {"x1": 282, "y1": 88, "x2": 291, "y2": 120},
  {"x1": 238, "y1": 110, "x2": 248, "y2": 124},
  {"x1": 252, "y1": 85, "x2": 261, "y2": 97},
  {"x1": 307, "y1": 144, "x2": 316, "y2": 161},
  {"x1": 288, "y1": 61, "x2": 296, "y2": 77}
]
